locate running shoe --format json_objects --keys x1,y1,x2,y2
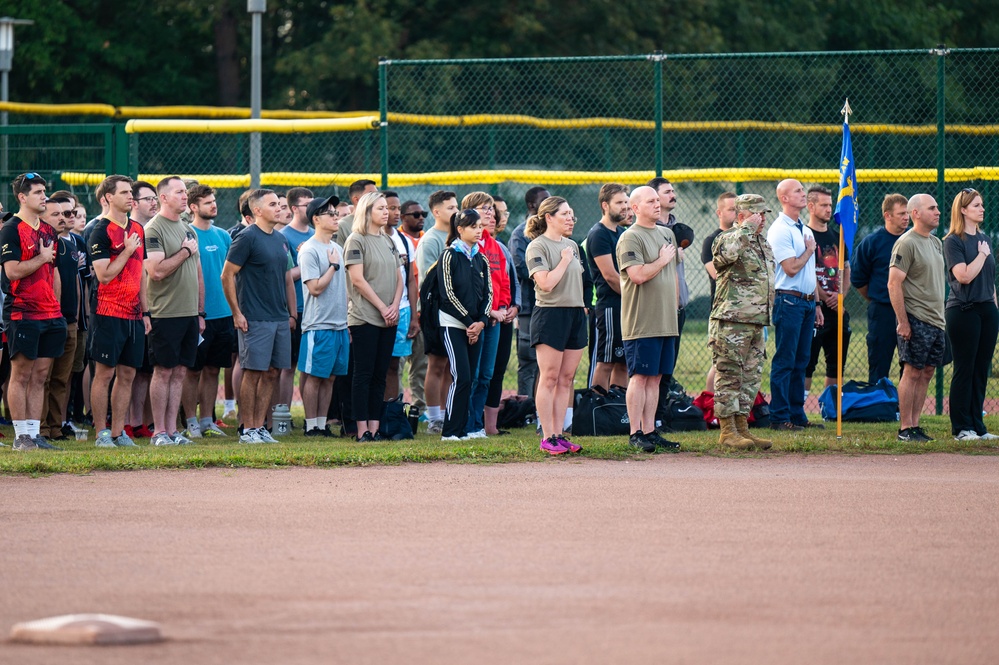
[
  {"x1": 239, "y1": 429, "x2": 263, "y2": 444},
  {"x1": 13, "y1": 434, "x2": 37, "y2": 451},
  {"x1": 202, "y1": 421, "x2": 228, "y2": 438},
  {"x1": 171, "y1": 431, "x2": 194, "y2": 445},
  {"x1": 553, "y1": 433, "x2": 582, "y2": 453},
  {"x1": 151, "y1": 432, "x2": 177, "y2": 447},
  {"x1": 628, "y1": 431, "x2": 656, "y2": 453},
  {"x1": 113, "y1": 433, "x2": 138, "y2": 447},
  {"x1": 95, "y1": 429, "x2": 116, "y2": 448},
  {"x1": 540, "y1": 437, "x2": 569, "y2": 455},
  {"x1": 256, "y1": 428, "x2": 278, "y2": 443},
  {"x1": 955, "y1": 430, "x2": 980, "y2": 441},
  {"x1": 466, "y1": 429, "x2": 488, "y2": 439}
]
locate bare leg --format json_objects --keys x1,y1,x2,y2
[
  {"x1": 626, "y1": 374, "x2": 649, "y2": 435},
  {"x1": 609, "y1": 363, "x2": 628, "y2": 389},
  {"x1": 385, "y1": 357, "x2": 401, "y2": 400},
  {"x1": 251, "y1": 368, "x2": 279, "y2": 429},
  {"x1": 239, "y1": 369, "x2": 262, "y2": 429},
  {"x1": 199, "y1": 367, "x2": 221, "y2": 421},
  {"x1": 25, "y1": 357, "x2": 54, "y2": 422},
  {"x1": 181, "y1": 368, "x2": 199, "y2": 422},
  {"x1": 7, "y1": 356, "x2": 35, "y2": 421},
  {"x1": 90, "y1": 362, "x2": 116, "y2": 433},
  {"x1": 591, "y1": 362, "x2": 611, "y2": 391},
  {"x1": 302, "y1": 374, "x2": 320, "y2": 419},
  {"x1": 642, "y1": 374, "x2": 661, "y2": 434},
  {"x1": 534, "y1": 344, "x2": 563, "y2": 439},
  {"x1": 554, "y1": 348, "x2": 584, "y2": 433},
  {"x1": 109, "y1": 365, "x2": 136, "y2": 437},
  {"x1": 128, "y1": 372, "x2": 151, "y2": 428}
]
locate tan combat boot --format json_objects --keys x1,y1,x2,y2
[
  {"x1": 718, "y1": 416, "x2": 753, "y2": 450},
  {"x1": 735, "y1": 414, "x2": 772, "y2": 450}
]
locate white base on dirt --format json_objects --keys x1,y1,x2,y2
[{"x1": 9, "y1": 613, "x2": 163, "y2": 645}]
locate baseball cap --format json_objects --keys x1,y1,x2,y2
[
  {"x1": 671, "y1": 222, "x2": 695, "y2": 249},
  {"x1": 735, "y1": 194, "x2": 772, "y2": 214},
  {"x1": 305, "y1": 195, "x2": 341, "y2": 225}
]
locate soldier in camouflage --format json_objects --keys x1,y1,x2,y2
[{"x1": 709, "y1": 194, "x2": 776, "y2": 450}]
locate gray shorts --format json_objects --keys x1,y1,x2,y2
[{"x1": 238, "y1": 320, "x2": 292, "y2": 371}]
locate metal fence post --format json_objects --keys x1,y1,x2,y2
[
  {"x1": 653, "y1": 51, "x2": 663, "y2": 177},
  {"x1": 934, "y1": 44, "x2": 949, "y2": 416},
  {"x1": 379, "y1": 56, "x2": 389, "y2": 189}
]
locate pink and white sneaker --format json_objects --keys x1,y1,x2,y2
[{"x1": 539, "y1": 437, "x2": 569, "y2": 455}]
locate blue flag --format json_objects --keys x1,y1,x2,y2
[{"x1": 834, "y1": 122, "x2": 858, "y2": 255}]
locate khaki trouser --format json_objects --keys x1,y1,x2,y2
[{"x1": 44, "y1": 325, "x2": 78, "y2": 437}]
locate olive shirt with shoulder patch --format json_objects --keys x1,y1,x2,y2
[
  {"x1": 343, "y1": 231, "x2": 400, "y2": 328},
  {"x1": 525, "y1": 234, "x2": 584, "y2": 308},
  {"x1": 143, "y1": 213, "x2": 199, "y2": 318},
  {"x1": 889, "y1": 229, "x2": 945, "y2": 330},
  {"x1": 616, "y1": 223, "x2": 679, "y2": 340}
]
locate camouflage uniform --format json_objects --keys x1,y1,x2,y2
[{"x1": 709, "y1": 196, "x2": 776, "y2": 418}]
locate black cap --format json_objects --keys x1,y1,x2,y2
[
  {"x1": 671, "y1": 222, "x2": 695, "y2": 249},
  {"x1": 305, "y1": 195, "x2": 341, "y2": 225}
]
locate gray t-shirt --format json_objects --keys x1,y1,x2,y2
[
  {"x1": 225, "y1": 224, "x2": 291, "y2": 322},
  {"x1": 944, "y1": 231, "x2": 996, "y2": 309},
  {"x1": 889, "y1": 230, "x2": 945, "y2": 329},
  {"x1": 526, "y1": 235, "x2": 585, "y2": 308},
  {"x1": 416, "y1": 227, "x2": 449, "y2": 279},
  {"x1": 299, "y1": 236, "x2": 348, "y2": 332},
  {"x1": 343, "y1": 231, "x2": 400, "y2": 327},
  {"x1": 144, "y1": 213, "x2": 199, "y2": 318}
]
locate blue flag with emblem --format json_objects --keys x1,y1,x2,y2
[{"x1": 834, "y1": 119, "x2": 858, "y2": 255}]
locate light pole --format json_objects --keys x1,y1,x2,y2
[
  {"x1": 247, "y1": 0, "x2": 265, "y2": 188},
  {"x1": 0, "y1": 17, "x2": 34, "y2": 187}
]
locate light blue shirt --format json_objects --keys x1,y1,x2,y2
[
  {"x1": 767, "y1": 212, "x2": 817, "y2": 294},
  {"x1": 192, "y1": 224, "x2": 232, "y2": 320}
]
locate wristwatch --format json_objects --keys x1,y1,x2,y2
[{"x1": 198, "y1": 311, "x2": 207, "y2": 318}]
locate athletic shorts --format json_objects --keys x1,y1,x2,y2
[
  {"x1": 90, "y1": 315, "x2": 145, "y2": 369},
  {"x1": 593, "y1": 305, "x2": 625, "y2": 364},
  {"x1": 7, "y1": 317, "x2": 67, "y2": 361},
  {"x1": 530, "y1": 306, "x2": 588, "y2": 352},
  {"x1": 149, "y1": 316, "x2": 199, "y2": 369},
  {"x1": 392, "y1": 307, "x2": 413, "y2": 357},
  {"x1": 897, "y1": 314, "x2": 946, "y2": 369},
  {"x1": 193, "y1": 316, "x2": 236, "y2": 372},
  {"x1": 624, "y1": 336, "x2": 677, "y2": 377},
  {"x1": 290, "y1": 312, "x2": 303, "y2": 367},
  {"x1": 426, "y1": 325, "x2": 447, "y2": 358},
  {"x1": 238, "y1": 320, "x2": 292, "y2": 371},
  {"x1": 298, "y1": 328, "x2": 350, "y2": 379}
]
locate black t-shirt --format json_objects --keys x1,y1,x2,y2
[
  {"x1": 701, "y1": 227, "x2": 724, "y2": 303},
  {"x1": 225, "y1": 224, "x2": 291, "y2": 321},
  {"x1": 811, "y1": 225, "x2": 845, "y2": 308},
  {"x1": 944, "y1": 231, "x2": 996, "y2": 308},
  {"x1": 54, "y1": 236, "x2": 79, "y2": 324},
  {"x1": 585, "y1": 221, "x2": 625, "y2": 308}
]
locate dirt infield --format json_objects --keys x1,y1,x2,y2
[{"x1": 4, "y1": 455, "x2": 998, "y2": 664}]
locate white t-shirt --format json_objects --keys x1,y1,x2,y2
[{"x1": 389, "y1": 229, "x2": 415, "y2": 310}]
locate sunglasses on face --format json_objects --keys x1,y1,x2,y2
[
  {"x1": 60, "y1": 211, "x2": 75, "y2": 218},
  {"x1": 405, "y1": 211, "x2": 428, "y2": 218}
]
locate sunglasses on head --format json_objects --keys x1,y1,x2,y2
[
  {"x1": 406, "y1": 210, "x2": 428, "y2": 218},
  {"x1": 24, "y1": 172, "x2": 40, "y2": 180},
  {"x1": 962, "y1": 188, "x2": 978, "y2": 194}
]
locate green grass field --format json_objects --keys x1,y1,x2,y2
[{"x1": 2, "y1": 414, "x2": 998, "y2": 475}]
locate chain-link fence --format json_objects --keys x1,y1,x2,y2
[{"x1": 2, "y1": 48, "x2": 998, "y2": 410}]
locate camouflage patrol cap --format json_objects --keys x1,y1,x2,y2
[{"x1": 735, "y1": 194, "x2": 772, "y2": 213}]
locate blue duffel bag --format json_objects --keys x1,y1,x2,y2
[{"x1": 819, "y1": 378, "x2": 900, "y2": 422}]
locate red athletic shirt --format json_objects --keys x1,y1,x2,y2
[
  {"x1": 0, "y1": 215, "x2": 62, "y2": 321},
  {"x1": 478, "y1": 229, "x2": 511, "y2": 309},
  {"x1": 88, "y1": 218, "x2": 145, "y2": 320}
]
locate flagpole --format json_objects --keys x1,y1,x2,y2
[{"x1": 836, "y1": 99, "x2": 852, "y2": 439}]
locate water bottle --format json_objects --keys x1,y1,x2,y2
[
  {"x1": 408, "y1": 405, "x2": 420, "y2": 435},
  {"x1": 272, "y1": 404, "x2": 292, "y2": 436}
]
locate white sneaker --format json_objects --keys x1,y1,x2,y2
[
  {"x1": 441, "y1": 435, "x2": 469, "y2": 441},
  {"x1": 978, "y1": 432, "x2": 999, "y2": 440},
  {"x1": 171, "y1": 431, "x2": 194, "y2": 445},
  {"x1": 239, "y1": 429, "x2": 263, "y2": 444},
  {"x1": 466, "y1": 429, "x2": 488, "y2": 439},
  {"x1": 955, "y1": 430, "x2": 981, "y2": 441},
  {"x1": 185, "y1": 422, "x2": 203, "y2": 439},
  {"x1": 427, "y1": 420, "x2": 444, "y2": 435},
  {"x1": 151, "y1": 432, "x2": 177, "y2": 446},
  {"x1": 256, "y1": 428, "x2": 278, "y2": 443}
]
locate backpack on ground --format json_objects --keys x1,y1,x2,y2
[
  {"x1": 818, "y1": 378, "x2": 900, "y2": 422},
  {"x1": 497, "y1": 396, "x2": 536, "y2": 429},
  {"x1": 657, "y1": 378, "x2": 707, "y2": 432},
  {"x1": 380, "y1": 397, "x2": 415, "y2": 440},
  {"x1": 572, "y1": 386, "x2": 630, "y2": 436}
]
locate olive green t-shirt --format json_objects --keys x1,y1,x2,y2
[
  {"x1": 889, "y1": 229, "x2": 946, "y2": 330},
  {"x1": 616, "y1": 223, "x2": 679, "y2": 340},
  {"x1": 343, "y1": 231, "x2": 400, "y2": 327},
  {"x1": 143, "y1": 213, "x2": 199, "y2": 317},
  {"x1": 526, "y1": 235, "x2": 585, "y2": 308}
]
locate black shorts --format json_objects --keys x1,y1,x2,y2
[
  {"x1": 593, "y1": 305, "x2": 625, "y2": 364},
  {"x1": 897, "y1": 314, "x2": 946, "y2": 369},
  {"x1": 194, "y1": 316, "x2": 236, "y2": 372},
  {"x1": 530, "y1": 307, "x2": 588, "y2": 352},
  {"x1": 426, "y1": 327, "x2": 448, "y2": 357},
  {"x1": 90, "y1": 315, "x2": 145, "y2": 369},
  {"x1": 7, "y1": 317, "x2": 67, "y2": 361},
  {"x1": 289, "y1": 312, "x2": 303, "y2": 368},
  {"x1": 149, "y1": 316, "x2": 199, "y2": 369}
]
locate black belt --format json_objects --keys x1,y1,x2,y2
[{"x1": 776, "y1": 289, "x2": 815, "y2": 302}]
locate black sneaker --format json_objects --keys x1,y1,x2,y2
[
  {"x1": 357, "y1": 431, "x2": 374, "y2": 443},
  {"x1": 897, "y1": 427, "x2": 922, "y2": 442},
  {"x1": 770, "y1": 422, "x2": 804, "y2": 431},
  {"x1": 629, "y1": 431, "x2": 656, "y2": 453},
  {"x1": 321, "y1": 425, "x2": 336, "y2": 438},
  {"x1": 304, "y1": 427, "x2": 323, "y2": 437},
  {"x1": 912, "y1": 427, "x2": 934, "y2": 442},
  {"x1": 646, "y1": 430, "x2": 681, "y2": 452}
]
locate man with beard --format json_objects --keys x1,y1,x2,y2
[{"x1": 585, "y1": 183, "x2": 631, "y2": 390}]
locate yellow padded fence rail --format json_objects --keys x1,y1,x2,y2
[
  {"x1": 59, "y1": 167, "x2": 999, "y2": 189},
  {"x1": 123, "y1": 117, "x2": 380, "y2": 133},
  {"x1": 4, "y1": 102, "x2": 999, "y2": 136}
]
